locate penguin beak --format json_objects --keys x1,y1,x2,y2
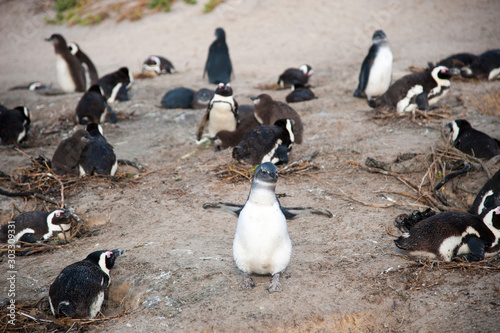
[
  {"x1": 112, "y1": 248, "x2": 125, "y2": 257},
  {"x1": 45, "y1": 37, "x2": 53, "y2": 42}
]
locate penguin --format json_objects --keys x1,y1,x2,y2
[
  {"x1": 76, "y1": 84, "x2": 117, "y2": 124},
  {"x1": 214, "y1": 104, "x2": 259, "y2": 149},
  {"x1": 96, "y1": 67, "x2": 133, "y2": 103},
  {"x1": 192, "y1": 88, "x2": 215, "y2": 109},
  {"x1": 9, "y1": 81, "x2": 50, "y2": 91},
  {"x1": 142, "y1": 55, "x2": 175, "y2": 75},
  {"x1": 196, "y1": 83, "x2": 238, "y2": 141},
  {"x1": 161, "y1": 87, "x2": 195, "y2": 109},
  {"x1": 49, "y1": 248, "x2": 124, "y2": 319},
  {"x1": 429, "y1": 53, "x2": 478, "y2": 76},
  {"x1": 232, "y1": 119, "x2": 295, "y2": 165},
  {"x1": 0, "y1": 106, "x2": 30, "y2": 145},
  {"x1": 277, "y1": 64, "x2": 313, "y2": 88},
  {"x1": 67, "y1": 41, "x2": 99, "y2": 89},
  {"x1": 461, "y1": 49, "x2": 500, "y2": 80},
  {"x1": 368, "y1": 66, "x2": 452, "y2": 113},
  {"x1": 79, "y1": 123, "x2": 117, "y2": 176},
  {"x1": 394, "y1": 207, "x2": 500, "y2": 262},
  {"x1": 203, "y1": 27, "x2": 233, "y2": 84},
  {"x1": 45, "y1": 34, "x2": 86, "y2": 92},
  {"x1": 286, "y1": 83, "x2": 316, "y2": 103},
  {"x1": 51, "y1": 129, "x2": 90, "y2": 176},
  {"x1": 0, "y1": 209, "x2": 72, "y2": 244},
  {"x1": 353, "y1": 30, "x2": 393, "y2": 99},
  {"x1": 251, "y1": 93, "x2": 304, "y2": 144},
  {"x1": 447, "y1": 119, "x2": 500, "y2": 160},
  {"x1": 470, "y1": 168, "x2": 500, "y2": 216}
]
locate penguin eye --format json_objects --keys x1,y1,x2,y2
[{"x1": 55, "y1": 211, "x2": 61, "y2": 217}]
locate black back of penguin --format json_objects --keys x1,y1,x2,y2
[
  {"x1": 286, "y1": 84, "x2": 316, "y2": 103},
  {"x1": 277, "y1": 64, "x2": 313, "y2": 88},
  {"x1": 79, "y1": 123, "x2": 117, "y2": 176},
  {"x1": 49, "y1": 249, "x2": 124, "y2": 319},
  {"x1": 161, "y1": 87, "x2": 196, "y2": 109},
  {"x1": 97, "y1": 67, "x2": 133, "y2": 103},
  {"x1": 204, "y1": 28, "x2": 233, "y2": 84},
  {"x1": 76, "y1": 85, "x2": 111, "y2": 124},
  {"x1": 0, "y1": 106, "x2": 30, "y2": 144},
  {"x1": 448, "y1": 119, "x2": 500, "y2": 160}
]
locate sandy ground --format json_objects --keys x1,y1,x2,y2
[{"x1": 1, "y1": 0, "x2": 500, "y2": 332}]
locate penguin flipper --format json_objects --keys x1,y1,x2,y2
[
  {"x1": 196, "y1": 108, "x2": 211, "y2": 141},
  {"x1": 104, "y1": 101, "x2": 117, "y2": 124},
  {"x1": 58, "y1": 300, "x2": 77, "y2": 318},
  {"x1": 280, "y1": 206, "x2": 333, "y2": 220},
  {"x1": 354, "y1": 47, "x2": 376, "y2": 98},
  {"x1": 202, "y1": 201, "x2": 243, "y2": 217},
  {"x1": 416, "y1": 92, "x2": 429, "y2": 110},
  {"x1": 455, "y1": 236, "x2": 485, "y2": 262}
]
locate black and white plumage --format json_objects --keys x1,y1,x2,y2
[
  {"x1": 0, "y1": 106, "x2": 30, "y2": 145},
  {"x1": 76, "y1": 85, "x2": 116, "y2": 124},
  {"x1": 79, "y1": 123, "x2": 117, "y2": 176},
  {"x1": 470, "y1": 168, "x2": 500, "y2": 216},
  {"x1": 142, "y1": 55, "x2": 175, "y2": 75},
  {"x1": 368, "y1": 66, "x2": 452, "y2": 113},
  {"x1": 0, "y1": 209, "x2": 72, "y2": 244},
  {"x1": 203, "y1": 27, "x2": 233, "y2": 84},
  {"x1": 232, "y1": 119, "x2": 295, "y2": 165},
  {"x1": 214, "y1": 104, "x2": 259, "y2": 149},
  {"x1": 196, "y1": 83, "x2": 238, "y2": 140},
  {"x1": 251, "y1": 93, "x2": 304, "y2": 144},
  {"x1": 49, "y1": 248, "x2": 124, "y2": 319},
  {"x1": 286, "y1": 84, "x2": 316, "y2": 103},
  {"x1": 394, "y1": 207, "x2": 500, "y2": 262},
  {"x1": 353, "y1": 30, "x2": 393, "y2": 99},
  {"x1": 51, "y1": 129, "x2": 90, "y2": 176},
  {"x1": 96, "y1": 67, "x2": 133, "y2": 103},
  {"x1": 9, "y1": 82, "x2": 50, "y2": 91},
  {"x1": 461, "y1": 49, "x2": 500, "y2": 80},
  {"x1": 45, "y1": 34, "x2": 86, "y2": 92},
  {"x1": 203, "y1": 162, "x2": 332, "y2": 292},
  {"x1": 448, "y1": 119, "x2": 500, "y2": 160},
  {"x1": 67, "y1": 41, "x2": 99, "y2": 89},
  {"x1": 429, "y1": 53, "x2": 478, "y2": 76},
  {"x1": 277, "y1": 64, "x2": 313, "y2": 88}
]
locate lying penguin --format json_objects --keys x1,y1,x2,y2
[
  {"x1": 0, "y1": 209, "x2": 72, "y2": 244},
  {"x1": 394, "y1": 207, "x2": 500, "y2": 261},
  {"x1": 286, "y1": 84, "x2": 316, "y2": 103},
  {"x1": 49, "y1": 248, "x2": 124, "y2": 319},
  {"x1": 142, "y1": 55, "x2": 175, "y2": 75},
  {"x1": 461, "y1": 49, "x2": 500, "y2": 80},
  {"x1": 0, "y1": 106, "x2": 30, "y2": 145},
  {"x1": 277, "y1": 64, "x2": 313, "y2": 88},
  {"x1": 203, "y1": 162, "x2": 332, "y2": 292},
  {"x1": 448, "y1": 119, "x2": 500, "y2": 160}
]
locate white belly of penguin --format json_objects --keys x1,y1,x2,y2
[
  {"x1": 365, "y1": 46, "x2": 393, "y2": 99},
  {"x1": 56, "y1": 55, "x2": 76, "y2": 92},
  {"x1": 233, "y1": 197, "x2": 292, "y2": 275},
  {"x1": 208, "y1": 103, "x2": 236, "y2": 137},
  {"x1": 89, "y1": 289, "x2": 105, "y2": 319}
]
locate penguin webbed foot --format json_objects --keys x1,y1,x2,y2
[
  {"x1": 353, "y1": 89, "x2": 366, "y2": 99},
  {"x1": 265, "y1": 273, "x2": 283, "y2": 293},
  {"x1": 240, "y1": 273, "x2": 256, "y2": 290},
  {"x1": 104, "y1": 102, "x2": 117, "y2": 124}
]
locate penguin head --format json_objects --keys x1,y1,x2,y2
[
  {"x1": 447, "y1": 119, "x2": 471, "y2": 143},
  {"x1": 49, "y1": 209, "x2": 72, "y2": 226},
  {"x1": 254, "y1": 162, "x2": 279, "y2": 185},
  {"x1": 117, "y1": 67, "x2": 133, "y2": 88},
  {"x1": 215, "y1": 83, "x2": 233, "y2": 97},
  {"x1": 372, "y1": 30, "x2": 387, "y2": 43},
  {"x1": 67, "y1": 42, "x2": 79, "y2": 55},
  {"x1": 251, "y1": 94, "x2": 272, "y2": 106},
  {"x1": 14, "y1": 106, "x2": 30, "y2": 122},
  {"x1": 299, "y1": 64, "x2": 313, "y2": 77},
  {"x1": 28, "y1": 82, "x2": 47, "y2": 91},
  {"x1": 215, "y1": 27, "x2": 226, "y2": 40},
  {"x1": 86, "y1": 248, "x2": 125, "y2": 273},
  {"x1": 195, "y1": 88, "x2": 215, "y2": 105},
  {"x1": 143, "y1": 56, "x2": 161, "y2": 74},
  {"x1": 86, "y1": 123, "x2": 104, "y2": 136},
  {"x1": 432, "y1": 66, "x2": 452, "y2": 82},
  {"x1": 482, "y1": 206, "x2": 500, "y2": 230},
  {"x1": 45, "y1": 34, "x2": 66, "y2": 46}
]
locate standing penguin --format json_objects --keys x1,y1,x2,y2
[
  {"x1": 49, "y1": 248, "x2": 124, "y2": 319},
  {"x1": 470, "y1": 168, "x2": 500, "y2": 216},
  {"x1": 96, "y1": 67, "x2": 133, "y2": 103},
  {"x1": 0, "y1": 106, "x2": 30, "y2": 145},
  {"x1": 79, "y1": 123, "x2": 117, "y2": 176},
  {"x1": 232, "y1": 119, "x2": 295, "y2": 165},
  {"x1": 277, "y1": 64, "x2": 313, "y2": 88},
  {"x1": 448, "y1": 119, "x2": 500, "y2": 160},
  {"x1": 394, "y1": 207, "x2": 500, "y2": 262},
  {"x1": 203, "y1": 27, "x2": 233, "y2": 84},
  {"x1": 251, "y1": 94, "x2": 304, "y2": 144},
  {"x1": 45, "y1": 34, "x2": 86, "y2": 92},
  {"x1": 368, "y1": 66, "x2": 452, "y2": 113},
  {"x1": 353, "y1": 30, "x2": 393, "y2": 100},
  {"x1": 67, "y1": 41, "x2": 99, "y2": 89},
  {"x1": 142, "y1": 55, "x2": 175, "y2": 75},
  {"x1": 51, "y1": 129, "x2": 90, "y2": 176},
  {"x1": 76, "y1": 84, "x2": 116, "y2": 124},
  {"x1": 196, "y1": 83, "x2": 238, "y2": 140},
  {"x1": 0, "y1": 209, "x2": 72, "y2": 244}
]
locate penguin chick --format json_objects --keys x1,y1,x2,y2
[
  {"x1": 277, "y1": 64, "x2": 313, "y2": 88},
  {"x1": 394, "y1": 207, "x2": 500, "y2": 262},
  {"x1": 0, "y1": 106, "x2": 30, "y2": 145},
  {"x1": 96, "y1": 67, "x2": 133, "y2": 103},
  {"x1": 192, "y1": 88, "x2": 215, "y2": 109},
  {"x1": 203, "y1": 27, "x2": 233, "y2": 84},
  {"x1": 286, "y1": 84, "x2": 316, "y2": 103},
  {"x1": 76, "y1": 85, "x2": 116, "y2": 124},
  {"x1": 232, "y1": 119, "x2": 295, "y2": 165},
  {"x1": 142, "y1": 55, "x2": 175, "y2": 75},
  {"x1": 251, "y1": 93, "x2": 304, "y2": 144},
  {"x1": 45, "y1": 34, "x2": 86, "y2": 92},
  {"x1": 79, "y1": 123, "x2": 117, "y2": 176},
  {"x1": 51, "y1": 129, "x2": 90, "y2": 176},
  {"x1": 196, "y1": 83, "x2": 238, "y2": 140},
  {"x1": 448, "y1": 119, "x2": 500, "y2": 160},
  {"x1": 214, "y1": 104, "x2": 259, "y2": 149},
  {"x1": 353, "y1": 30, "x2": 393, "y2": 99},
  {"x1": 49, "y1": 248, "x2": 124, "y2": 319},
  {"x1": 67, "y1": 41, "x2": 99, "y2": 88},
  {"x1": 0, "y1": 209, "x2": 72, "y2": 244},
  {"x1": 368, "y1": 66, "x2": 452, "y2": 113}
]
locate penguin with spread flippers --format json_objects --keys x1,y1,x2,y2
[
  {"x1": 49, "y1": 249, "x2": 124, "y2": 319},
  {"x1": 203, "y1": 28, "x2": 233, "y2": 84}
]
